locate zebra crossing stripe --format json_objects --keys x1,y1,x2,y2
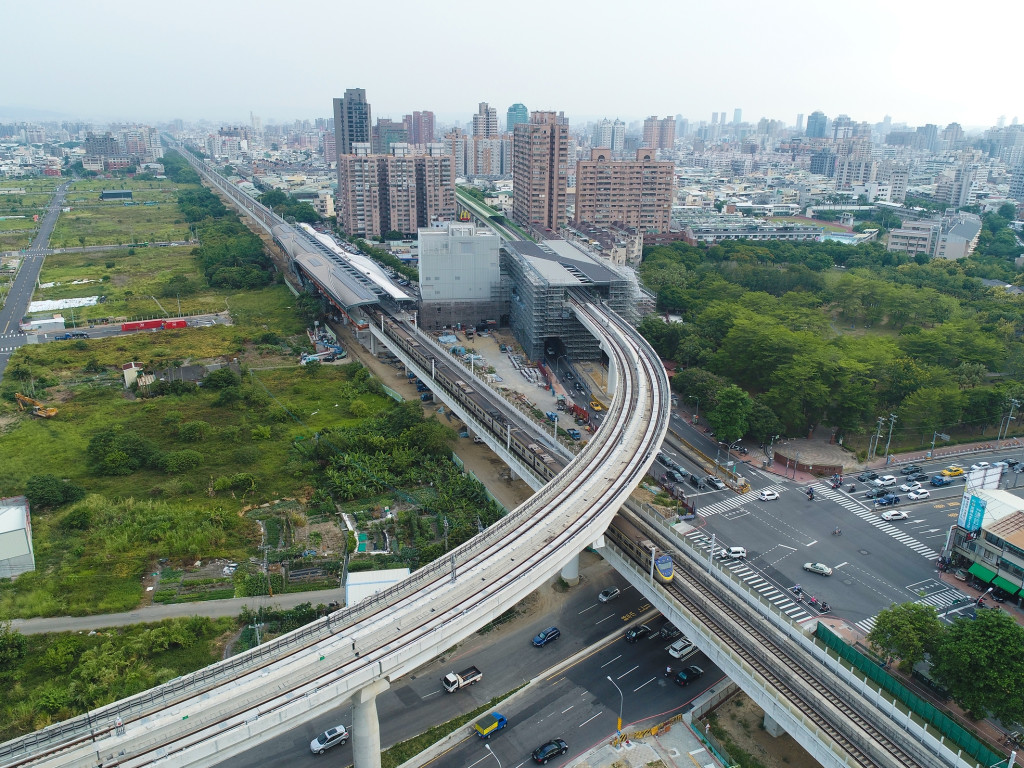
[
  {"x1": 697, "y1": 485, "x2": 787, "y2": 517},
  {"x1": 812, "y1": 484, "x2": 939, "y2": 560},
  {"x1": 856, "y1": 587, "x2": 969, "y2": 632}
]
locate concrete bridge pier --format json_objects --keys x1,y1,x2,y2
[
  {"x1": 560, "y1": 553, "x2": 580, "y2": 586},
  {"x1": 352, "y1": 679, "x2": 391, "y2": 768},
  {"x1": 762, "y1": 711, "x2": 785, "y2": 737}
]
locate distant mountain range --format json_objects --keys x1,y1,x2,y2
[{"x1": 0, "y1": 106, "x2": 73, "y2": 122}]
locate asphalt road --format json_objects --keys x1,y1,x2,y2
[
  {"x1": 215, "y1": 563, "x2": 718, "y2": 768},
  {"x1": 0, "y1": 181, "x2": 70, "y2": 381}
]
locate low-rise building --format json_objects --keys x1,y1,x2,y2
[{"x1": 950, "y1": 488, "x2": 1024, "y2": 602}]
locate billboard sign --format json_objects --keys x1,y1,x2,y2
[{"x1": 957, "y1": 494, "x2": 986, "y2": 532}]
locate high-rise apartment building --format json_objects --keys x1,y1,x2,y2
[
  {"x1": 337, "y1": 145, "x2": 454, "y2": 238},
  {"x1": 373, "y1": 118, "x2": 409, "y2": 154},
  {"x1": 796, "y1": 113, "x2": 804, "y2": 132},
  {"x1": 593, "y1": 119, "x2": 626, "y2": 153},
  {"x1": 733, "y1": 108, "x2": 742, "y2": 125},
  {"x1": 472, "y1": 102, "x2": 498, "y2": 138},
  {"x1": 506, "y1": 103, "x2": 529, "y2": 132},
  {"x1": 512, "y1": 111, "x2": 569, "y2": 231},
  {"x1": 1010, "y1": 164, "x2": 1024, "y2": 202},
  {"x1": 806, "y1": 110, "x2": 827, "y2": 138},
  {"x1": 333, "y1": 89, "x2": 372, "y2": 157},
  {"x1": 574, "y1": 148, "x2": 674, "y2": 232},
  {"x1": 642, "y1": 116, "x2": 675, "y2": 150},
  {"x1": 408, "y1": 111, "x2": 435, "y2": 145},
  {"x1": 935, "y1": 162, "x2": 978, "y2": 208}
]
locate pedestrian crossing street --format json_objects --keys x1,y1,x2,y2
[
  {"x1": 682, "y1": 530, "x2": 812, "y2": 623},
  {"x1": 811, "y1": 483, "x2": 939, "y2": 561},
  {"x1": 696, "y1": 484, "x2": 788, "y2": 517},
  {"x1": 855, "y1": 583, "x2": 971, "y2": 634}
]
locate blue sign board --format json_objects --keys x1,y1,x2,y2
[{"x1": 957, "y1": 494, "x2": 986, "y2": 532}]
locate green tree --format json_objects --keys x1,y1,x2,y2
[
  {"x1": 202, "y1": 367, "x2": 240, "y2": 390},
  {"x1": 867, "y1": 602, "x2": 944, "y2": 671},
  {"x1": 24, "y1": 474, "x2": 86, "y2": 510},
  {"x1": 0, "y1": 621, "x2": 27, "y2": 674},
  {"x1": 707, "y1": 385, "x2": 752, "y2": 444},
  {"x1": 931, "y1": 609, "x2": 1024, "y2": 722}
]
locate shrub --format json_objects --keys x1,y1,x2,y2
[
  {"x1": 177, "y1": 421, "x2": 209, "y2": 442},
  {"x1": 24, "y1": 475, "x2": 86, "y2": 510},
  {"x1": 162, "y1": 450, "x2": 204, "y2": 474}
]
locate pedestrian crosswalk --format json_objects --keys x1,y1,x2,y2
[
  {"x1": 682, "y1": 531, "x2": 811, "y2": 623},
  {"x1": 696, "y1": 484, "x2": 787, "y2": 517},
  {"x1": 811, "y1": 483, "x2": 939, "y2": 561},
  {"x1": 855, "y1": 583, "x2": 971, "y2": 633}
]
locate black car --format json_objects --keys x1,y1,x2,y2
[
  {"x1": 532, "y1": 738, "x2": 568, "y2": 764},
  {"x1": 688, "y1": 474, "x2": 706, "y2": 490},
  {"x1": 659, "y1": 620, "x2": 682, "y2": 640},
  {"x1": 674, "y1": 665, "x2": 705, "y2": 686},
  {"x1": 858, "y1": 471, "x2": 878, "y2": 482},
  {"x1": 863, "y1": 488, "x2": 887, "y2": 499},
  {"x1": 1006, "y1": 459, "x2": 1021, "y2": 469},
  {"x1": 875, "y1": 493, "x2": 900, "y2": 507},
  {"x1": 907, "y1": 472, "x2": 929, "y2": 483},
  {"x1": 899, "y1": 464, "x2": 921, "y2": 475},
  {"x1": 532, "y1": 626, "x2": 560, "y2": 646},
  {"x1": 624, "y1": 624, "x2": 652, "y2": 643}
]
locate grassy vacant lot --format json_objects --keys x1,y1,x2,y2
[
  {"x1": 49, "y1": 204, "x2": 189, "y2": 248},
  {"x1": 0, "y1": 353, "x2": 382, "y2": 617},
  {"x1": 33, "y1": 246, "x2": 228, "y2": 320},
  {"x1": 0, "y1": 616, "x2": 237, "y2": 740}
]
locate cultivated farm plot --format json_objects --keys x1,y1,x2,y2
[
  {"x1": 49, "y1": 203, "x2": 189, "y2": 247},
  {"x1": 0, "y1": 230, "x2": 34, "y2": 251}
]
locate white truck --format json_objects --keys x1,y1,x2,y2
[{"x1": 442, "y1": 665, "x2": 483, "y2": 693}]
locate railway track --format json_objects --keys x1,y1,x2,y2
[
  {"x1": 608, "y1": 512, "x2": 944, "y2": 768},
  {"x1": 2, "y1": 301, "x2": 669, "y2": 768}
]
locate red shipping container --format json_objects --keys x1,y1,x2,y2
[
  {"x1": 162, "y1": 320, "x2": 187, "y2": 329},
  {"x1": 121, "y1": 321, "x2": 145, "y2": 331},
  {"x1": 140, "y1": 319, "x2": 164, "y2": 329}
]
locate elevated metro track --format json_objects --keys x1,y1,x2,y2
[
  {"x1": 0, "y1": 145, "x2": 970, "y2": 768},
  {"x1": 607, "y1": 514, "x2": 949, "y2": 768},
  {"x1": 0, "y1": 296, "x2": 670, "y2": 768}
]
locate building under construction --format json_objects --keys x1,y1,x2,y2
[{"x1": 501, "y1": 239, "x2": 650, "y2": 361}]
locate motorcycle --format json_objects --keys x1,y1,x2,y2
[
  {"x1": 830, "y1": 481, "x2": 841, "y2": 490},
  {"x1": 832, "y1": 527, "x2": 842, "y2": 536},
  {"x1": 808, "y1": 596, "x2": 819, "y2": 608},
  {"x1": 806, "y1": 489, "x2": 815, "y2": 500},
  {"x1": 848, "y1": 484, "x2": 856, "y2": 492},
  {"x1": 819, "y1": 602, "x2": 831, "y2": 614}
]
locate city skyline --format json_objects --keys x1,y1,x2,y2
[{"x1": 2, "y1": 0, "x2": 1019, "y2": 130}]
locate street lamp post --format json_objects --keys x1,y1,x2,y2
[
  {"x1": 606, "y1": 675, "x2": 624, "y2": 733},
  {"x1": 689, "y1": 395, "x2": 699, "y2": 424},
  {"x1": 929, "y1": 431, "x2": 950, "y2": 459},
  {"x1": 552, "y1": 413, "x2": 558, "y2": 440},
  {"x1": 978, "y1": 586, "x2": 994, "y2": 606},
  {"x1": 998, "y1": 400, "x2": 1019, "y2": 441},
  {"x1": 485, "y1": 742, "x2": 501, "y2": 768}
]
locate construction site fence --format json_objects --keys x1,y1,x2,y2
[{"x1": 815, "y1": 623, "x2": 1006, "y2": 768}]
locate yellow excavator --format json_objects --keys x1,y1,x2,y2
[{"x1": 15, "y1": 393, "x2": 58, "y2": 418}]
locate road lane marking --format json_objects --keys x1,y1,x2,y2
[
  {"x1": 633, "y1": 677, "x2": 657, "y2": 692},
  {"x1": 600, "y1": 654, "x2": 622, "y2": 668},
  {"x1": 579, "y1": 712, "x2": 602, "y2": 727},
  {"x1": 807, "y1": 540, "x2": 818, "y2": 546},
  {"x1": 616, "y1": 665, "x2": 639, "y2": 679}
]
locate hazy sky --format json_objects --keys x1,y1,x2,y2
[{"x1": 3, "y1": 0, "x2": 1018, "y2": 131}]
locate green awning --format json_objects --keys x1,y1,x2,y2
[
  {"x1": 968, "y1": 563, "x2": 997, "y2": 582},
  {"x1": 993, "y1": 576, "x2": 1022, "y2": 596}
]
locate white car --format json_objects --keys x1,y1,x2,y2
[
  {"x1": 803, "y1": 562, "x2": 833, "y2": 576},
  {"x1": 758, "y1": 489, "x2": 780, "y2": 501},
  {"x1": 880, "y1": 509, "x2": 909, "y2": 521},
  {"x1": 970, "y1": 462, "x2": 990, "y2": 471},
  {"x1": 719, "y1": 546, "x2": 747, "y2": 560},
  {"x1": 310, "y1": 725, "x2": 349, "y2": 754},
  {"x1": 872, "y1": 475, "x2": 897, "y2": 487},
  {"x1": 908, "y1": 489, "x2": 930, "y2": 500},
  {"x1": 899, "y1": 481, "x2": 922, "y2": 492}
]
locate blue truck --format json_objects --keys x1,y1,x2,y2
[{"x1": 473, "y1": 712, "x2": 507, "y2": 739}]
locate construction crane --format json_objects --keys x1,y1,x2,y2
[{"x1": 14, "y1": 393, "x2": 58, "y2": 418}]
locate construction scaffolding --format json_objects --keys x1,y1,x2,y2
[{"x1": 502, "y1": 239, "x2": 644, "y2": 361}]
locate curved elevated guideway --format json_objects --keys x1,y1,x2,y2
[{"x1": 0, "y1": 144, "x2": 980, "y2": 768}]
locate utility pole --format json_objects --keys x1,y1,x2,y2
[
  {"x1": 883, "y1": 414, "x2": 897, "y2": 464},
  {"x1": 870, "y1": 416, "x2": 886, "y2": 459}
]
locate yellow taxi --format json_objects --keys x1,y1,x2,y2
[
  {"x1": 590, "y1": 400, "x2": 604, "y2": 411},
  {"x1": 940, "y1": 466, "x2": 965, "y2": 477}
]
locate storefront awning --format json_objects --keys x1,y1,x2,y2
[
  {"x1": 968, "y1": 562, "x2": 996, "y2": 582},
  {"x1": 993, "y1": 575, "x2": 1021, "y2": 596}
]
